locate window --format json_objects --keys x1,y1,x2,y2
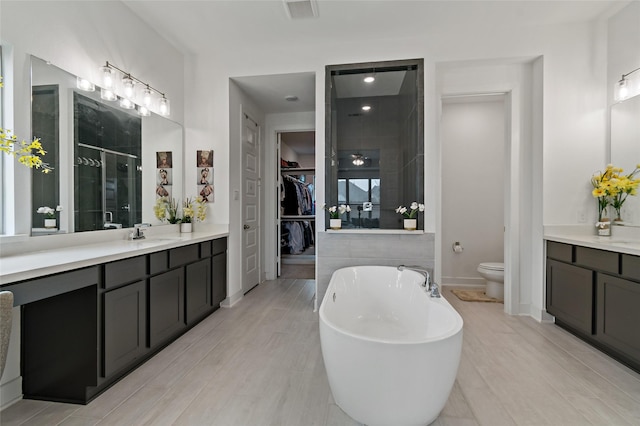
[{"x1": 338, "y1": 178, "x2": 380, "y2": 228}]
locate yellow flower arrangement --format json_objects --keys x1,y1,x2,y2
[
  {"x1": 0, "y1": 77, "x2": 52, "y2": 173},
  {"x1": 154, "y1": 196, "x2": 206, "y2": 224},
  {"x1": 591, "y1": 163, "x2": 640, "y2": 221}
]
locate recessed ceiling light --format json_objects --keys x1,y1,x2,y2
[
  {"x1": 362, "y1": 105, "x2": 371, "y2": 111},
  {"x1": 285, "y1": 95, "x2": 299, "y2": 102},
  {"x1": 364, "y1": 76, "x2": 375, "y2": 83}
]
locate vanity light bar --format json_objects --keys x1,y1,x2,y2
[
  {"x1": 615, "y1": 66, "x2": 640, "y2": 102},
  {"x1": 100, "y1": 61, "x2": 170, "y2": 116}
]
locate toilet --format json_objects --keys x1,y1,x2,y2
[{"x1": 477, "y1": 262, "x2": 505, "y2": 300}]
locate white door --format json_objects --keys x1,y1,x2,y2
[{"x1": 242, "y1": 113, "x2": 260, "y2": 294}]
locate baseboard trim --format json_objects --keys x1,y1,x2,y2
[{"x1": 0, "y1": 376, "x2": 22, "y2": 410}]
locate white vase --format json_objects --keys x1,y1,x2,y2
[
  {"x1": 330, "y1": 218, "x2": 342, "y2": 230},
  {"x1": 596, "y1": 218, "x2": 611, "y2": 236},
  {"x1": 180, "y1": 222, "x2": 193, "y2": 233},
  {"x1": 44, "y1": 218, "x2": 57, "y2": 229},
  {"x1": 404, "y1": 218, "x2": 417, "y2": 230}
]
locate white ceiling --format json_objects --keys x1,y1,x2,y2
[{"x1": 123, "y1": 0, "x2": 625, "y2": 114}]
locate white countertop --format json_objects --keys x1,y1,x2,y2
[
  {"x1": 0, "y1": 226, "x2": 229, "y2": 285},
  {"x1": 544, "y1": 225, "x2": 640, "y2": 256}
]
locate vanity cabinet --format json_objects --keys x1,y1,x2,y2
[
  {"x1": 103, "y1": 280, "x2": 147, "y2": 377},
  {"x1": 596, "y1": 273, "x2": 640, "y2": 366},
  {"x1": 149, "y1": 268, "x2": 185, "y2": 348},
  {"x1": 546, "y1": 241, "x2": 640, "y2": 373},
  {"x1": 186, "y1": 258, "x2": 211, "y2": 325},
  {"x1": 545, "y1": 259, "x2": 594, "y2": 335},
  {"x1": 10, "y1": 236, "x2": 227, "y2": 404}
]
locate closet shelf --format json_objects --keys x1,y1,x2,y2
[
  {"x1": 281, "y1": 167, "x2": 315, "y2": 175},
  {"x1": 281, "y1": 215, "x2": 315, "y2": 220}
]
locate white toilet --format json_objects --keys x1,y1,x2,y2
[{"x1": 477, "y1": 262, "x2": 505, "y2": 300}]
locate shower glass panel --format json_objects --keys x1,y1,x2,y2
[{"x1": 74, "y1": 145, "x2": 141, "y2": 232}]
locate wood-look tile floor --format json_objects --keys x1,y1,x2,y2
[{"x1": 2, "y1": 281, "x2": 640, "y2": 425}]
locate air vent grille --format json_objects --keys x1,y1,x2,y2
[{"x1": 283, "y1": 0, "x2": 318, "y2": 19}]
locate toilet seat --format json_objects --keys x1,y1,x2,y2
[{"x1": 479, "y1": 262, "x2": 504, "y2": 271}]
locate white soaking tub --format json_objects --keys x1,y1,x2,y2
[{"x1": 319, "y1": 266, "x2": 463, "y2": 426}]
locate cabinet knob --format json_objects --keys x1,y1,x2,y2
[{"x1": 244, "y1": 224, "x2": 250, "y2": 230}]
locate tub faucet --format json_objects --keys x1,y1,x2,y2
[{"x1": 397, "y1": 265, "x2": 441, "y2": 298}]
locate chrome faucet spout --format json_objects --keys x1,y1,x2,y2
[{"x1": 397, "y1": 265, "x2": 440, "y2": 297}]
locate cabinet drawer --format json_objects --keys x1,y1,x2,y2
[
  {"x1": 546, "y1": 241, "x2": 572, "y2": 263},
  {"x1": 200, "y1": 241, "x2": 212, "y2": 258},
  {"x1": 212, "y1": 237, "x2": 227, "y2": 256},
  {"x1": 169, "y1": 244, "x2": 199, "y2": 268},
  {"x1": 575, "y1": 246, "x2": 618, "y2": 275},
  {"x1": 149, "y1": 251, "x2": 169, "y2": 275},
  {"x1": 621, "y1": 254, "x2": 640, "y2": 282},
  {"x1": 104, "y1": 256, "x2": 147, "y2": 289}
]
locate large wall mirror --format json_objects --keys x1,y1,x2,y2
[
  {"x1": 325, "y1": 59, "x2": 424, "y2": 230},
  {"x1": 611, "y1": 94, "x2": 640, "y2": 227},
  {"x1": 30, "y1": 55, "x2": 183, "y2": 235}
]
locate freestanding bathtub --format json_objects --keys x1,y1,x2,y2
[{"x1": 319, "y1": 266, "x2": 463, "y2": 426}]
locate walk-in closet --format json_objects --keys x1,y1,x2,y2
[{"x1": 278, "y1": 131, "x2": 315, "y2": 279}]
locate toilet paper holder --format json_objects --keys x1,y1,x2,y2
[{"x1": 452, "y1": 242, "x2": 463, "y2": 253}]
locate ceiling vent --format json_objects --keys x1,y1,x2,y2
[{"x1": 283, "y1": 0, "x2": 318, "y2": 19}]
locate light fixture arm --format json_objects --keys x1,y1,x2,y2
[
  {"x1": 103, "y1": 61, "x2": 166, "y2": 98},
  {"x1": 620, "y1": 66, "x2": 640, "y2": 81}
]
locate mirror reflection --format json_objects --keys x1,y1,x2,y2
[
  {"x1": 30, "y1": 56, "x2": 183, "y2": 235},
  {"x1": 611, "y1": 94, "x2": 640, "y2": 226},
  {"x1": 325, "y1": 59, "x2": 424, "y2": 229}
]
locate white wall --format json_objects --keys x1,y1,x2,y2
[
  {"x1": 180, "y1": 15, "x2": 611, "y2": 319},
  {"x1": 441, "y1": 98, "x2": 506, "y2": 285}
]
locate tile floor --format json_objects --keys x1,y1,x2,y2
[{"x1": 1, "y1": 280, "x2": 639, "y2": 425}]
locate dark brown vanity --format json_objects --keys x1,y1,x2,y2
[
  {"x1": 546, "y1": 241, "x2": 640, "y2": 373},
  {"x1": 1, "y1": 236, "x2": 227, "y2": 404}
]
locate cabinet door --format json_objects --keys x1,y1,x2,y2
[
  {"x1": 104, "y1": 280, "x2": 146, "y2": 378},
  {"x1": 597, "y1": 274, "x2": 640, "y2": 367},
  {"x1": 212, "y1": 252, "x2": 227, "y2": 308},
  {"x1": 186, "y1": 258, "x2": 211, "y2": 324},
  {"x1": 149, "y1": 268, "x2": 185, "y2": 348},
  {"x1": 546, "y1": 259, "x2": 594, "y2": 335}
]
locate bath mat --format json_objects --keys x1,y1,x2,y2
[{"x1": 451, "y1": 289, "x2": 503, "y2": 303}]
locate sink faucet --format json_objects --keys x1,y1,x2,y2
[
  {"x1": 131, "y1": 223, "x2": 150, "y2": 240},
  {"x1": 397, "y1": 265, "x2": 441, "y2": 298}
]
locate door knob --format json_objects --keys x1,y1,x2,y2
[{"x1": 244, "y1": 224, "x2": 250, "y2": 230}]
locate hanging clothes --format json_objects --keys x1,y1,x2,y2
[{"x1": 281, "y1": 174, "x2": 313, "y2": 215}]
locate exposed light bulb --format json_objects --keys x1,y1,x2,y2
[
  {"x1": 76, "y1": 77, "x2": 95, "y2": 92},
  {"x1": 352, "y1": 154, "x2": 365, "y2": 166},
  {"x1": 158, "y1": 96, "x2": 170, "y2": 116},
  {"x1": 119, "y1": 97, "x2": 135, "y2": 109},
  {"x1": 100, "y1": 88, "x2": 117, "y2": 101},
  {"x1": 101, "y1": 66, "x2": 115, "y2": 89},
  {"x1": 142, "y1": 86, "x2": 153, "y2": 107},
  {"x1": 122, "y1": 76, "x2": 135, "y2": 99},
  {"x1": 617, "y1": 78, "x2": 629, "y2": 101},
  {"x1": 137, "y1": 105, "x2": 151, "y2": 117}
]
